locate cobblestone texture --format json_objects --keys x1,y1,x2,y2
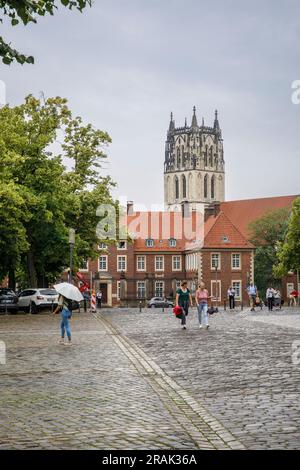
[{"x1": 0, "y1": 307, "x2": 300, "y2": 449}]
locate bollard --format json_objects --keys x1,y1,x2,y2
[
  {"x1": 224, "y1": 299, "x2": 226, "y2": 311},
  {"x1": 162, "y1": 305, "x2": 164, "y2": 313},
  {"x1": 241, "y1": 301, "x2": 243, "y2": 311},
  {"x1": 139, "y1": 301, "x2": 142, "y2": 313}
]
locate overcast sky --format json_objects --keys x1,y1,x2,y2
[{"x1": 1, "y1": 0, "x2": 299, "y2": 208}]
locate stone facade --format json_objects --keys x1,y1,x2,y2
[{"x1": 164, "y1": 107, "x2": 225, "y2": 211}]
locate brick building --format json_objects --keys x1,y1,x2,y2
[{"x1": 67, "y1": 109, "x2": 299, "y2": 306}]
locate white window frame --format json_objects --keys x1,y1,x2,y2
[
  {"x1": 117, "y1": 240, "x2": 127, "y2": 250},
  {"x1": 79, "y1": 259, "x2": 89, "y2": 272},
  {"x1": 136, "y1": 255, "x2": 146, "y2": 272},
  {"x1": 155, "y1": 280, "x2": 164, "y2": 298},
  {"x1": 169, "y1": 238, "x2": 177, "y2": 247},
  {"x1": 211, "y1": 280, "x2": 221, "y2": 301},
  {"x1": 146, "y1": 238, "x2": 154, "y2": 248},
  {"x1": 232, "y1": 280, "x2": 242, "y2": 300},
  {"x1": 231, "y1": 253, "x2": 241, "y2": 270},
  {"x1": 155, "y1": 255, "x2": 164, "y2": 271},
  {"x1": 136, "y1": 281, "x2": 146, "y2": 299},
  {"x1": 172, "y1": 255, "x2": 182, "y2": 271},
  {"x1": 117, "y1": 255, "x2": 127, "y2": 272},
  {"x1": 98, "y1": 255, "x2": 108, "y2": 271},
  {"x1": 98, "y1": 243, "x2": 108, "y2": 250},
  {"x1": 211, "y1": 253, "x2": 221, "y2": 270}
]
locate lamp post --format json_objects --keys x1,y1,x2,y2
[{"x1": 69, "y1": 228, "x2": 75, "y2": 284}]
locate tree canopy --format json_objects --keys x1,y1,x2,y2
[
  {"x1": 0, "y1": 94, "x2": 114, "y2": 288},
  {"x1": 248, "y1": 207, "x2": 290, "y2": 294},
  {"x1": 0, "y1": 0, "x2": 92, "y2": 65},
  {"x1": 274, "y1": 197, "x2": 300, "y2": 277}
]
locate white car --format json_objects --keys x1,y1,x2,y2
[{"x1": 17, "y1": 288, "x2": 58, "y2": 314}]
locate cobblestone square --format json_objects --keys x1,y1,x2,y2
[{"x1": 0, "y1": 307, "x2": 300, "y2": 449}]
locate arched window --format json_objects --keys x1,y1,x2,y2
[
  {"x1": 177, "y1": 148, "x2": 180, "y2": 168},
  {"x1": 204, "y1": 146, "x2": 208, "y2": 166},
  {"x1": 182, "y1": 174, "x2": 186, "y2": 198},
  {"x1": 209, "y1": 147, "x2": 213, "y2": 166},
  {"x1": 175, "y1": 176, "x2": 179, "y2": 199},
  {"x1": 204, "y1": 174, "x2": 208, "y2": 198},
  {"x1": 211, "y1": 175, "x2": 215, "y2": 199}
]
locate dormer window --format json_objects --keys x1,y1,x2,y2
[
  {"x1": 222, "y1": 235, "x2": 229, "y2": 243},
  {"x1": 169, "y1": 238, "x2": 177, "y2": 247},
  {"x1": 146, "y1": 239, "x2": 154, "y2": 248}
]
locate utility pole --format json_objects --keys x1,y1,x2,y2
[{"x1": 69, "y1": 228, "x2": 75, "y2": 284}]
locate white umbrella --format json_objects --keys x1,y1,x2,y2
[{"x1": 54, "y1": 282, "x2": 84, "y2": 302}]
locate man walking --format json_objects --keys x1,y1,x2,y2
[
  {"x1": 247, "y1": 282, "x2": 257, "y2": 311},
  {"x1": 227, "y1": 286, "x2": 236, "y2": 310},
  {"x1": 96, "y1": 290, "x2": 102, "y2": 309}
]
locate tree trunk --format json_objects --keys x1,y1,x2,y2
[
  {"x1": 27, "y1": 250, "x2": 38, "y2": 287},
  {"x1": 8, "y1": 268, "x2": 16, "y2": 291}
]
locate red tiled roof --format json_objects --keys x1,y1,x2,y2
[
  {"x1": 219, "y1": 195, "x2": 298, "y2": 239},
  {"x1": 203, "y1": 211, "x2": 254, "y2": 249}
]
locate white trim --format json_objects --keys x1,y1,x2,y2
[
  {"x1": 211, "y1": 252, "x2": 221, "y2": 270},
  {"x1": 211, "y1": 280, "x2": 221, "y2": 301},
  {"x1": 117, "y1": 240, "x2": 127, "y2": 250},
  {"x1": 78, "y1": 259, "x2": 89, "y2": 272},
  {"x1": 155, "y1": 255, "x2": 164, "y2": 272},
  {"x1": 136, "y1": 255, "x2": 146, "y2": 272},
  {"x1": 172, "y1": 255, "x2": 182, "y2": 271},
  {"x1": 98, "y1": 255, "x2": 108, "y2": 271},
  {"x1": 117, "y1": 255, "x2": 127, "y2": 272},
  {"x1": 231, "y1": 253, "x2": 241, "y2": 270},
  {"x1": 155, "y1": 280, "x2": 165, "y2": 297},
  {"x1": 117, "y1": 280, "x2": 121, "y2": 300},
  {"x1": 232, "y1": 280, "x2": 242, "y2": 300}
]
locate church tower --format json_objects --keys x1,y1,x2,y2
[{"x1": 164, "y1": 107, "x2": 225, "y2": 212}]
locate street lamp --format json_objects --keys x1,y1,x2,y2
[
  {"x1": 69, "y1": 228, "x2": 75, "y2": 284},
  {"x1": 215, "y1": 261, "x2": 218, "y2": 307}
]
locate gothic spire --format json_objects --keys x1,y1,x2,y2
[
  {"x1": 169, "y1": 111, "x2": 175, "y2": 132},
  {"x1": 191, "y1": 105, "x2": 198, "y2": 128},
  {"x1": 214, "y1": 109, "x2": 220, "y2": 130}
]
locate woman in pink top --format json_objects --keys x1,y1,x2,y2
[{"x1": 195, "y1": 282, "x2": 211, "y2": 329}]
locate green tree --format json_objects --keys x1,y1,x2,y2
[
  {"x1": 274, "y1": 197, "x2": 300, "y2": 277},
  {"x1": 0, "y1": 0, "x2": 92, "y2": 65},
  {"x1": 248, "y1": 208, "x2": 290, "y2": 295},
  {"x1": 0, "y1": 94, "x2": 114, "y2": 288}
]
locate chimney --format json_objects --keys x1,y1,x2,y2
[
  {"x1": 204, "y1": 202, "x2": 220, "y2": 221},
  {"x1": 127, "y1": 201, "x2": 134, "y2": 215}
]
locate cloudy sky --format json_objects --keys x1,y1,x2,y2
[{"x1": 1, "y1": 0, "x2": 299, "y2": 208}]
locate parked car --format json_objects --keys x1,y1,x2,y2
[
  {"x1": 147, "y1": 297, "x2": 174, "y2": 309},
  {"x1": 0, "y1": 288, "x2": 18, "y2": 313},
  {"x1": 17, "y1": 288, "x2": 58, "y2": 314}
]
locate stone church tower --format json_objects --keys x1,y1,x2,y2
[{"x1": 164, "y1": 107, "x2": 225, "y2": 212}]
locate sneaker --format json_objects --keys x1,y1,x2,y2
[
  {"x1": 206, "y1": 325, "x2": 210, "y2": 329},
  {"x1": 64, "y1": 341, "x2": 72, "y2": 346},
  {"x1": 182, "y1": 325, "x2": 187, "y2": 330},
  {"x1": 199, "y1": 324, "x2": 203, "y2": 329},
  {"x1": 58, "y1": 338, "x2": 64, "y2": 344}
]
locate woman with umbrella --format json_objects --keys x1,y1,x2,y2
[{"x1": 53, "y1": 282, "x2": 83, "y2": 346}]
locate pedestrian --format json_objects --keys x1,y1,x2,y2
[
  {"x1": 195, "y1": 282, "x2": 211, "y2": 329},
  {"x1": 266, "y1": 286, "x2": 275, "y2": 311},
  {"x1": 83, "y1": 290, "x2": 90, "y2": 312},
  {"x1": 53, "y1": 294, "x2": 72, "y2": 346},
  {"x1": 96, "y1": 290, "x2": 102, "y2": 309},
  {"x1": 289, "y1": 289, "x2": 299, "y2": 307},
  {"x1": 227, "y1": 286, "x2": 236, "y2": 310},
  {"x1": 274, "y1": 289, "x2": 282, "y2": 309},
  {"x1": 175, "y1": 281, "x2": 193, "y2": 330},
  {"x1": 247, "y1": 282, "x2": 257, "y2": 311}
]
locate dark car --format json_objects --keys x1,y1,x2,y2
[
  {"x1": 0, "y1": 288, "x2": 18, "y2": 313},
  {"x1": 147, "y1": 297, "x2": 173, "y2": 309}
]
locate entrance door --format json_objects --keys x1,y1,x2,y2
[{"x1": 100, "y1": 283, "x2": 108, "y2": 304}]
